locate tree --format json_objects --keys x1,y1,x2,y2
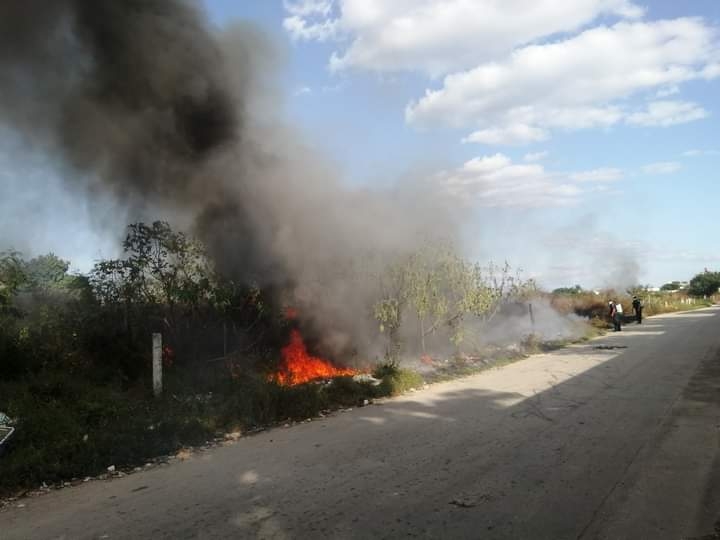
[
  {"x1": 88, "y1": 221, "x2": 247, "y2": 369},
  {"x1": 374, "y1": 245, "x2": 535, "y2": 356},
  {"x1": 0, "y1": 251, "x2": 27, "y2": 308},
  {"x1": 90, "y1": 221, "x2": 216, "y2": 308},
  {"x1": 552, "y1": 285, "x2": 583, "y2": 295},
  {"x1": 22, "y1": 254, "x2": 70, "y2": 291},
  {"x1": 688, "y1": 271, "x2": 720, "y2": 297},
  {"x1": 660, "y1": 281, "x2": 681, "y2": 291}
]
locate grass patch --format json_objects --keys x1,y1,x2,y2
[
  {"x1": 373, "y1": 363, "x2": 424, "y2": 396},
  {"x1": 0, "y1": 364, "x2": 423, "y2": 497}
]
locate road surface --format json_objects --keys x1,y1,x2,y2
[{"x1": 2, "y1": 307, "x2": 720, "y2": 539}]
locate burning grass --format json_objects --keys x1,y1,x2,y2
[{"x1": 274, "y1": 329, "x2": 356, "y2": 386}]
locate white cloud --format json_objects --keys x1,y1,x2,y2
[
  {"x1": 641, "y1": 161, "x2": 681, "y2": 175},
  {"x1": 284, "y1": 0, "x2": 334, "y2": 17},
  {"x1": 682, "y1": 149, "x2": 720, "y2": 157},
  {"x1": 440, "y1": 154, "x2": 626, "y2": 208},
  {"x1": 524, "y1": 151, "x2": 549, "y2": 162},
  {"x1": 293, "y1": 85, "x2": 312, "y2": 96},
  {"x1": 570, "y1": 168, "x2": 624, "y2": 182},
  {"x1": 627, "y1": 100, "x2": 708, "y2": 126},
  {"x1": 284, "y1": 14, "x2": 339, "y2": 41},
  {"x1": 283, "y1": 1, "x2": 338, "y2": 41},
  {"x1": 285, "y1": 0, "x2": 644, "y2": 76},
  {"x1": 462, "y1": 124, "x2": 549, "y2": 145},
  {"x1": 442, "y1": 154, "x2": 579, "y2": 208},
  {"x1": 655, "y1": 85, "x2": 680, "y2": 98},
  {"x1": 405, "y1": 18, "x2": 719, "y2": 142}
]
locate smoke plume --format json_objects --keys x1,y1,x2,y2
[{"x1": 0, "y1": 1, "x2": 456, "y2": 361}]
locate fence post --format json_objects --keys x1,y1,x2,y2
[
  {"x1": 529, "y1": 303, "x2": 535, "y2": 329},
  {"x1": 153, "y1": 333, "x2": 163, "y2": 398}
]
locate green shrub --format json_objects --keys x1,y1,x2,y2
[{"x1": 375, "y1": 365, "x2": 424, "y2": 396}]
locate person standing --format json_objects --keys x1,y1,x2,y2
[
  {"x1": 609, "y1": 301, "x2": 619, "y2": 331},
  {"x1": 614, "y1": 301, "x2": 624, "y2": 331},
  {"x1": 632, "y1": 296, "x2": 643, "y2": 324}
]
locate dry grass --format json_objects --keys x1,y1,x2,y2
[{"x1": 549, "y1": 290, "x2": 714, "y2": 329}]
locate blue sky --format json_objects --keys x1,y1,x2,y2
[
  {"x1": 199, "y1": 0, "x2": 720, "y2": 289},
  {"x1": 1, "y1": 1, "x2": 719, "y2": 290}
]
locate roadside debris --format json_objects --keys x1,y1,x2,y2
[
  {"x1": 352, "y1": 374, "x2": 382, "y2": 386},
  {"x1": 450, "y1": 497, "x2": 477, "y2": 508},
  {"x1": 450, "y1": 493, "x2": 493, "y2": 508},
  {"x1": 0, "y1": 412, "x2": 16, "y2": 455}
]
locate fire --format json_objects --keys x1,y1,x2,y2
[{"x1": 275, "y1": 329, "x2": 356, "y2": 386}]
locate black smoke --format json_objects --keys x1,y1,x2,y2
[
  {"x1": 1, "y1": 1, "x2": 238, "y2": 182},
  {"x1": 0, "y1": 0, "x2": 458, "y2": 361}
]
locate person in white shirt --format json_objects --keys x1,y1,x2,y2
[{"x1": 614, "y1": 301, "x2": 624, "y2": 331}]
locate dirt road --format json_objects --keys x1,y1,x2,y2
[{"x1": 2, "y1": 307, "x2": 720, "y2": 539}]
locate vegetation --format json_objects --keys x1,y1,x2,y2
[
  {"x1": 688, "y1": 271, "x2": 720, "y2": 297},
  {"x1": 549, "y1": 287, "x2": 714, "y2": 328},
  {"x1": 660, "y1": 281, "x2": 682, "y2": 291},
  {"x1": 374, "y1": 245, "x2": 536, "y2": 359},
  {"x1": 1, "y1": 221, "x2": 715, "y2": 498},
  {"x1": 552, "y1": 285, "x2": 583, "y2": 295},
  {"x1": 0, "y1": 370, "x2": 417, "y2": 496},
  {"x1": 0, "y1": 222, "x2": 442, "y2": 496}
]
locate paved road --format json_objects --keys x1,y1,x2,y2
[{"x1": 2, "y1": 307, "x2": 720, "y2": 540}]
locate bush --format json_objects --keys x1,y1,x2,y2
[
  {"x1": 0, "y1": 375, "x2": 220, "y2": 495},
  {"x1": 374, "y1": 363, "x2": 424, "y2": 396},
  {"x1": 688, "y1": 271, "x2": 720, "y2": 297}
]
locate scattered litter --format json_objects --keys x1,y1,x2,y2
[
  {"x1": 352, "y1": 374, "x2": 382, "y2": 386},
  {"x1": 0, "y1": 412, "x2": 16, "y2": 452},
  {"x1": 106, "y1": 465, "x2": 115, "y2": 473}
]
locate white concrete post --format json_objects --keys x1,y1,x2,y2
[{"x1": 152, "y1": 333, "x2": 163, "y2": 397}]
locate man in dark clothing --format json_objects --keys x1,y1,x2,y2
[
  {"x1": 632, "y1": 296, "x2": 643, "y2": 324},
  {"x1": 609, "y1": 301, "x2": 621, "y2": 331}
]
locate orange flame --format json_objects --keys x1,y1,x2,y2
[{"x1": 275, "y1": 329, "x2": 356, "y2": 385}]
